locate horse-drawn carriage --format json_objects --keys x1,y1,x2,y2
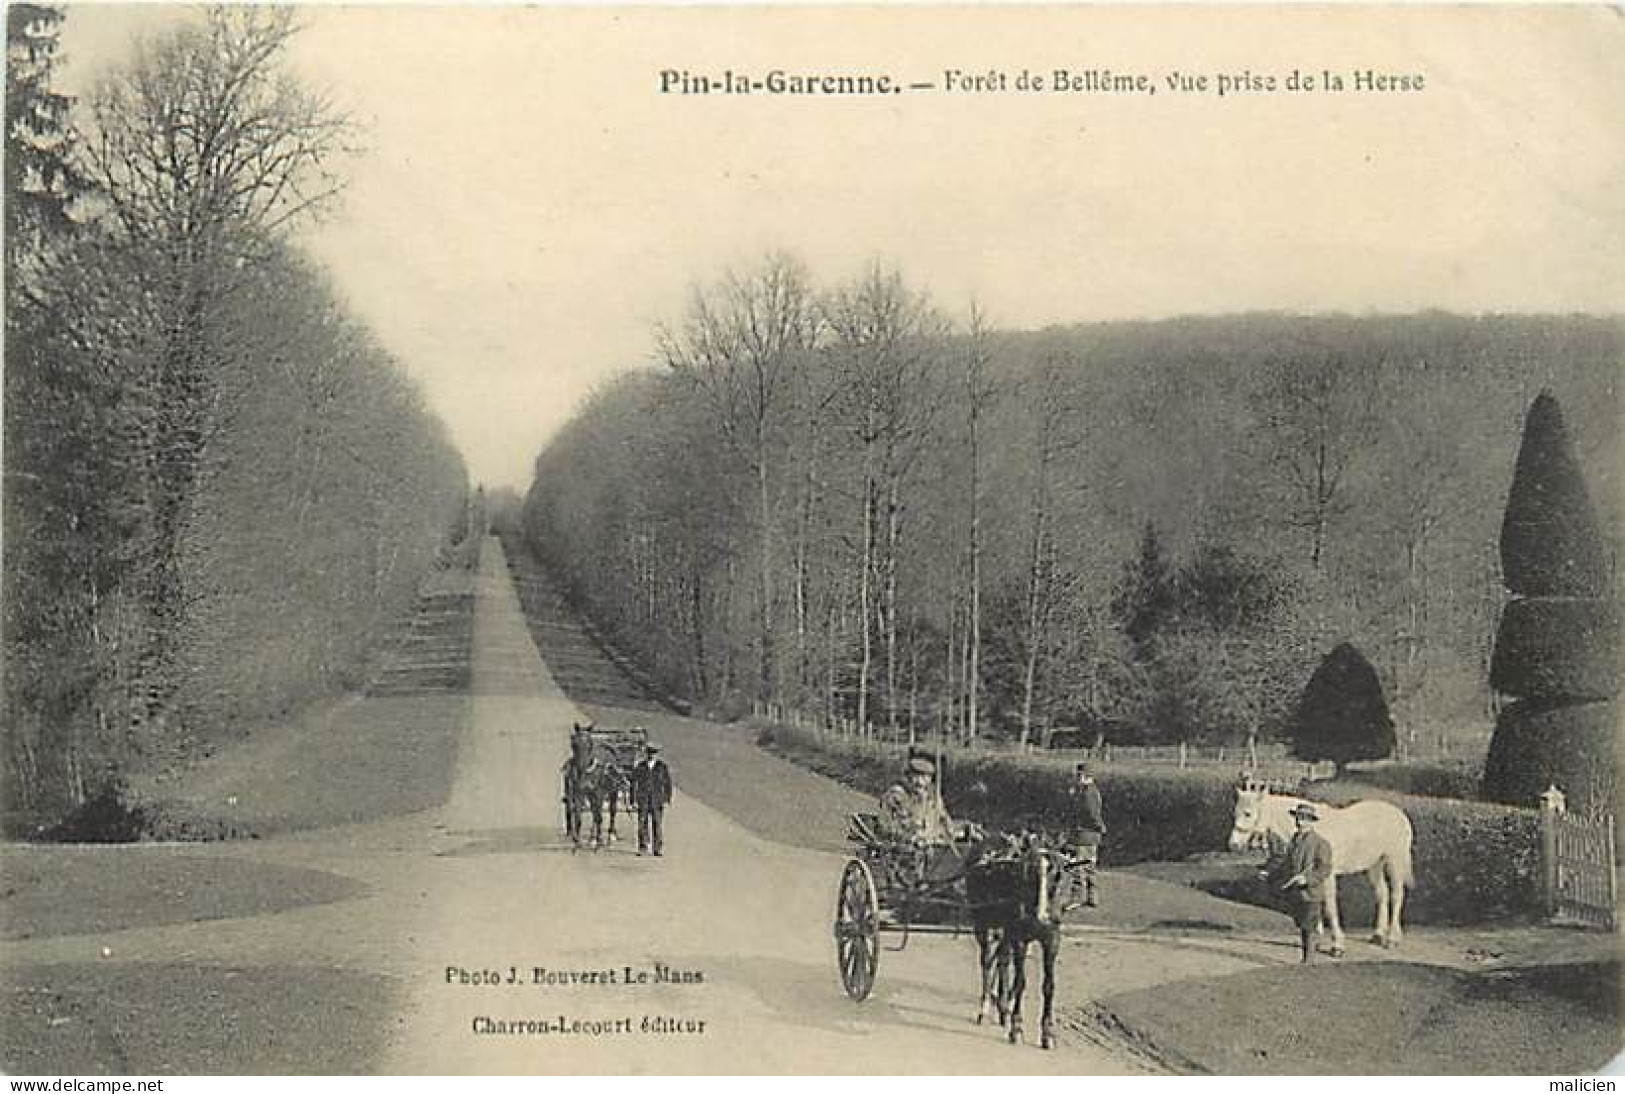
[
  {"x1": 834, "y1": 811, "x2": 1076, "y2": 1048},
  {"x1": 561, "y1": 722, "x2": 646, "y2": 849}
]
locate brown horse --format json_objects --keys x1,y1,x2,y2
[{"x1": 965, "y1": 833, "x2": 1073, "y2": 1049}]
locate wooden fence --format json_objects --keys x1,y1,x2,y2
[
  {"x1": 1541, "y1": 788, "x2": 1619, "y2": 930},
  {"x1": 752, "y1": 702, "x2": 1334, "y2": 781}
]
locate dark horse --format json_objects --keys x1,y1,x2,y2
[
  {"x1": 561, "y1": 723, "x2": 620, "y2": 849},
  {"x1": 600, "y1": 762, "x2": 629, "y2": 844},
  {"x1": 965, "y1": 833, "x2": 1073, "y2": 1049}
]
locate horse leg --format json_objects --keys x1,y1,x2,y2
[
  {"x1": 996, "y1": 940, "x2": 1012, "y2": 1027},
  {"x1": 1038, "y1": 927, "x2": 1058, "y2": 1050},
  {"x1": 1387, "y1": 861, "x2": 1407, "y2": 947},
  {"x1": 1006, "y1": 936, "x2": 1028, "y2": 1045},
  {"x1": 1369, "y1": 865, "x2": 1390, "y2": 946},
  {"x1": 974, "y1": 927, "x2": 999, "y2": 1025},
  {"x1": 590, "y1": 795, "x2": 604, "y2": 848},
  {"x1": 1323, "y1": 876, "x2": 1346, "y2": 957}
]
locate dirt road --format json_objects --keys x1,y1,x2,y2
[
  {"x1": 381, "y1": 539, "x2": 1138, "y2": 1074},
  {"x1": 6, "y1": 539, "x2": 1612, "y2": 1074}
]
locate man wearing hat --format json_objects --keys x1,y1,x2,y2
[
  {"x1": 1062, "y1": 761, "x2": 1106, "y2": 909},
  {"x1": 630, "y1": 742, "x2": 673, "y2": 856},
  {"x1": 880, "y1": 749, "x2": 957, "y2": 848},
  {"x1": 1274, "y1": 801, "x2": 1334, "y2": 964}
]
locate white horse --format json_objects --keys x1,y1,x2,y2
[{"x1": 1228, "y1": 787, "x2": 1414, "y2": 955}]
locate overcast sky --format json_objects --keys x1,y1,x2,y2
[{"x1": 56, "y1": 5, "x2": 1625, "y2": 490}]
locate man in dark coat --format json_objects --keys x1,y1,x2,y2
[
  {"x1": 1063, "y1": 761, "x2": 1106, "y2": 908},
  {"x1": 630, "y1": 743, "x2": 673, "y2": 856},
  {"x1": 1273, "y1": 801, "x2": 1334, "y2": 964},
  {"x1": 879, "y1": 752, "x2": 957, "y2": 847}
]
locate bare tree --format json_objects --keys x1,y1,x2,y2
[
  {"x1": 823, "y1": 263, "x2": 948, "y2": 736},
  {"x1": 86, "y1": 8, "x2": 352, "y2": 265},
  {"x1": 659, "y1": 252, "x2": 822, "y2": 704},
  {"x1": 1015, "y1": 350, "x2": 1089, "y2": 746},
  {"x1": 1249, "y1": 354, "x2": 1381, "y2": 572},
  {"x1": 959, "y1": 305, "x2": 1004, "y2": 742},
  {"x1": 78, "y1": 6, "x2": 354, "y2": 738}
]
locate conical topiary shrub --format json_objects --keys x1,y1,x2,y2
[
  {"x1": 1499, "y1": 392, "x2": 1610, "y2": 598},
  {"x1": 1483, "y1": 391, "x2": 1619, "y2": 813},
  {"x1": 1290, "y1": 642, "x2": 1396, "y2": 775}
]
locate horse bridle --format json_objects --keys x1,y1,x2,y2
[{"x1": 1232, "y1": 794, "x2": 1271, "y2": 853}]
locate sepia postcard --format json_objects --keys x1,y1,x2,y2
[{"x1": 2, "y1": 2, "x2": 1622, "y2": 1079}]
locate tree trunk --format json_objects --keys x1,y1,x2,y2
[
  {"x1": 794, "y1": 461, "x2": 813, "y2": 705},
  {"x1": 883, "y1": 476, "x2": 901, "y2": 734},
  {"x1": 857, "y1": 472, "x2": 874, "y2": 738},
  {"x1": 965, "y1": 373, "x2": 983, "y2": 746},
  {"x1": 1020, "y1": 437, "x2": 1051, "y2": 749},
  {"x1": 908, "y1": 632, "x2": 919, "y2": 747},
  {"x1": 133, "y1": 281, "x2": 211, "y2": 750},
  {"x1": 757, "y1": 452, "x2": 774, "y2": 703},
  {"x1": 967, "y1": 531, "x2": 981, "y2": 744},
  {"x1": 959, "y1": 592, "x2": 974, "y2": 745},
  {"x1": 824, "y1": 585, "x2": 839, "y2": 729},
  {"x1": 689, "y1": 570, "x2": 709, "y2": 698}
]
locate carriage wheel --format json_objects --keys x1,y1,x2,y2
[{"x1": 834, "y1": 859, "x2": 880, "y2": 1001}]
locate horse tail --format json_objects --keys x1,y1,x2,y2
[{"x1": 1391, "y1": 815, "x2": 1415, "y2": 890}]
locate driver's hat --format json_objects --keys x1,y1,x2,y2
[{"x1": 906, "y1": 756, "x2": 936, "y2": 776}]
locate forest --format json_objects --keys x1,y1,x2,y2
[
  {"x1": 521, "y1": 255, "x2": 1621, "y2": 760},
  {"x1": 3, "y1": 7, "x2": 468, "y2": 828}
]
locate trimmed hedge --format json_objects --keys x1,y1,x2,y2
[
  {"x1": 759, "y1": 721, "x2": 1549, "y2": 925},
  {"x1": 1481, "y1": 698, "x2": 1620, "y2": 811},
  {"x1": 1291, "y1": 643, "x2": 1396, "y2": 768},
  {"x1": 1490, "y1": 597, "x2": 1619, "y2": 701},
  {"x1": 1344, "y1": 761, "x2": 1481, "y2": 801}
]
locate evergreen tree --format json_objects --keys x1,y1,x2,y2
[
  {"x1": 1112, "y1": 521, "x2": 1176, "y2": 654},
  {"x1": 2, "y1": 2, "x2": 118, "y2": 816},
  {"x1": 5, "y1": 4, "x2": 82, "y2": 259}
]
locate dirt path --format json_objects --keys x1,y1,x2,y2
[{"x1": 380, "y1": 539, "x2": 1141, "y2": 1074}]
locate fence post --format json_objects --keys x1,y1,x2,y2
[
  {"x1": 1178, "y1": 741, "x2": 1187, "y2": 769},
  {"x1": 1539, "y1": 785, "x2": 1567, "y2": 919},
  {"x1": 1608, "y1": 822, "x2": 1619, "y2": 931}
]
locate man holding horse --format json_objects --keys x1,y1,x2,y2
[{"x1": 1273, "y1": 801, "x2": 1334, "y2": 964}]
